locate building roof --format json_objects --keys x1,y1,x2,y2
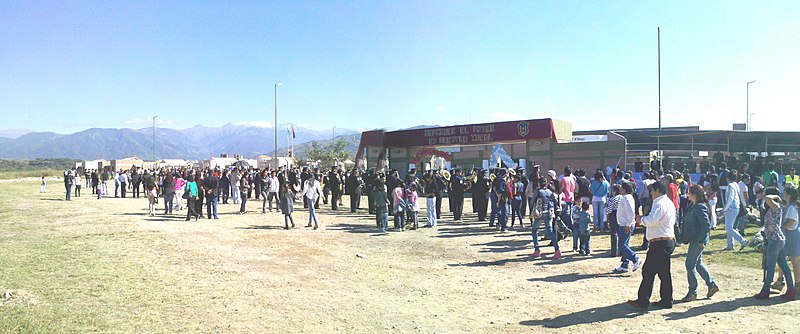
[{"x1": 574, "y1": 128, "x2": 800, "y2": 153}]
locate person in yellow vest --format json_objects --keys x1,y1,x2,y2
[{"x1": 785, "y1": 168, "x2": 799, "y2": 189}]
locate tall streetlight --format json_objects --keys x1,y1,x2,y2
[
  {"x1": 746, "y1": 80, "x2": 756, "y2": 131},
  {"x1": 152, "y1": 115, "x2": 158, "y2": 170},
  {"x1": 274, "y1": 83, "x2": 283, "y2": 169}
]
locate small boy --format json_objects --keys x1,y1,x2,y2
[
  {"x1": 96, "y1": 184, "x2": 103, "y2": 199},
  {"x1": 575, "y1": 201, "x2": 593, "y2": 255}
]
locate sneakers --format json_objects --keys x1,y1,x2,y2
[
  {"x1": 681, "y1": 293, "x2": 698, "y2": 302},
  {"x1": 707, "y1": 284, "x2": 720, "y2": 298},
  {"x1": 739, "y1": 239, "x2": 749, "y2": 251},
  {"x1": 553, "y1": 250, "x2": 562, "y2": 259},
  {"x1": 613, "y1": 266, "x2": 630, "y2": 273},
  {"x1": 781, "y1": 288, "x2": 797, "y2": 301},
  {"x1": 531, "y1": 250, "x2": 541, "y2": 258},
  {"x1": 633, "y1": 258, "x2": 642, "y2": 272}
]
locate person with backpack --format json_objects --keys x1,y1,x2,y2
[
  {"x1": 680, "y1": 185, "x2": 720, "y2": 301},
  {"x1": 530, "y1": 178, "x2": 561, "y2": 259}
]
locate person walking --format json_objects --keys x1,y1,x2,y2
[
  {"x1": 300, "y1": 175, "x2": 322, "y2": 229},
  {"x1": 772, "y1": 186, "x2": 800, "y2": 296},
  {"x1": 756, "y1": 187, "x2": 796, "y2": 300},
  {"x1": 174, "y1": 173, "x2": 186, "y2": 211},
  {"x1": 220, "y1": 170, "x2": 230, "y2": 204},
  {"x1": 628, "y1": 181, "x2": 677, "y2": 309},
  {"x1": 680, "y1": 184, "x2": 720, "y2": 302},
  {"x1": 279, "y1": 183, "x2": 296, "y2": 230},
  {"x1": 162, "y1": 173, "x2": 175, "y2": 215},
  {"x1": 591, "y1": 172, "x2": 611, "y2": 230},
  {"x1": 40, "y1": 175, "x2": 47, "y2": 193},
  {"x1": 239, "y1": 171, "x2": 250, "y2": 214},
  {"x1": 74, "y1": 172, "x2": 82, "y2": 197},
  {"x1": 118, "y1": 171, "x2": 129, "y2": 198},
  {"x1": 230, "y1": 168, "x2": 240, "y2": 205},
  {"x1": 530, "y1": 178, "x2": 560, "y2": 259},
  {"x1": 63, "y1": 170, "x2": 74, "y2": 201},
  {"x1": 184, "y1": 175, "x2": 199, "y2": 221},
  {"x1": 723, "y1": 170, "x2": 748, "y2": 251},
  {"x1": 144, "y1": 171, "x2": 159, "y2": 216},
  {"x1": 614, "y1": 182, "x2": 641, "y2": 273},
  {"x1": 204, "y1": 171, "x2": 219, "y2": 220}
]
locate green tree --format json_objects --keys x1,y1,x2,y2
[{"x1": 301, "y1": 138, "x2": 351, "y2": 168}]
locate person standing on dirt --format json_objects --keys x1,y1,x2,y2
[
  {"x1": 144, "y1": 170, "x2": 159, "y2": 217},
  {"x1": 279, "y1": 183, "x2": 296, "y2": 229},
  {"x1": 328, "y1": 166, "x2": 342, "y2": 211},
  {"x1": 131, "y1": 169, "x2": 141, "y2": 198},
  {"x1": 184, "y1": 175, "x2": 199, "y2": 221},
  {"x1": 239, "y1": 171, "x2": 250, "y2": 214},
  {"x1": 628, "y1": 181, "x2": 676, "y2": 310},
  {"x1": 90, "y1": 170, "x2": 99, "y2": 195},
  {"x1": 63, "y1": 170, "x2": 74, "y2": 201},
  {"x1": 614, "y1": 182, "x2": 640, "y2": 273},
  {"x1": 204, "y1": 171, "x2": 219, "y2": 219},
  {"x1": 373, "y1": 176, "x2": 390, "y2": 233},
  {"x1": 680, "y1": 185, "x2": 720, "y2": 302}
]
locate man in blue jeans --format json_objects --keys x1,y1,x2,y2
[
  {"x1": 204, "y1": 172, "x2": 219, "y2": 220},
  {"x1": 615, "y1": 182, "x2": 641, "y2": 272}
]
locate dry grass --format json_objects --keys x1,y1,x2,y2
[{"x1": 0, "y1": 180, "x2": 796, "y2": 333}]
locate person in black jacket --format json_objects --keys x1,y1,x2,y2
[
  {"x1": 204, "y1": 171, "x2": 220, "y2": 219},
  {"x1": 328, "y1": 166, "x2": 342, "y2": 210},
  {"x1": 473, "y1": 169, "x2": 490, "y2": 221},
  {"x1": 346, "y1": 170, "x2": 364, "y2": 212},
  {"x1": 434, "y1": 170, "x2": 447, "y2": 219},
  {"x1": 449, "y1": 168, "x2": 465, "y2": 221}
]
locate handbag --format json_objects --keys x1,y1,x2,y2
[{"x1": 182, "y1": 186, "x2": 191, "y2": 199}]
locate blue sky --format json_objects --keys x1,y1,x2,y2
[{"x1": 1, "y1": 0, "x2": 798, "y2": 135}]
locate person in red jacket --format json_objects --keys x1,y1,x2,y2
[{"x1": 664, "y1": 173, "x2": 680, "y2": 210}]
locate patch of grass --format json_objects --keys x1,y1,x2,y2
[{"x1": 0, "y1": 169, "x2": 63, "y2": 180}]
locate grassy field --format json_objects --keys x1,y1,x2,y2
[
  {"x1": 0, "y1": 180, "x2": 796, "y2": 333},
  {"x1": 0, "y1": 169, "x2": 63, "y2": 180}
]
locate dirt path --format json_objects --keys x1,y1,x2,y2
[
  {"x1": 114, "y1": 194, "x2": 796, "y2": 333},
  {"x1": 4, "y1": 183, "x2": 796, "y2": 333}
]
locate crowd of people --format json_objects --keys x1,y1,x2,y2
[{"x1": 55, "y1": 151, "x2": 799, "y2": 306}]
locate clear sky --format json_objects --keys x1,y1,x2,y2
[{"x1": 1, "y1": 0, "x2": 798, "y2": 134}]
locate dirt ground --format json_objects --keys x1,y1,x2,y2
[{"x1": 3, "y1": 182, "x2": 799, "y2": 333}]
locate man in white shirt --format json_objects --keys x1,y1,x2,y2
[
  {"x1": 267, "y1": 172, "x2": 280, "y2": 212},
  {"x1": 629, "y1": 181, "x2": 676, "y2": 309},
  {"x1": 723, "y1": 170, "x2": 748, "y2": 251},
  {"x1": 300, "y1": 175, "x2": 323, "y2": 229},
  {"x1": 614, "y1": 182, "x2": 641, "y2": 273}
]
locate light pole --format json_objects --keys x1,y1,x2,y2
[
  {"x1": 152, "y1": 115, "x2": 158, "y2": 169},
  {"x1": 332, "y1": 126, "x2": 336, "y2": 141},
  {"x1": 274, "y1": 83, "x2": 283, "y2": 169},
  {"x1": 749, "y1": 112, "x2": 756, "y2": 131},
  {"x1": 746, "y1": 80, "x2": 756, "y2": 131}
]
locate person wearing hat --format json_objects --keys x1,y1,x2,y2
[{"x1": 449, "y1": 168, "x2": 465, "y2": 222}]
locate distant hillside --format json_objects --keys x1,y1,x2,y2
[{"x1": 0, "y1": 124, "x2": 359, "y2": 160}]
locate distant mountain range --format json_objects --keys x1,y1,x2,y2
[{"x1": 0, "y1": 124, "x2": 360, "y2": 160}]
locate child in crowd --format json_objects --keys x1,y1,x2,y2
[
  {"x1": 96, "y1": 184, "x2": 103, "y2": 199},
  {"x1": 407, "y1": 184, "x2": 420, "y2": 230},
  {"x1": 393, "y1": 182, "x2": 407, "y2": 231},
  {"x1": 576, "y1": 201, "x2": 593, "y2": 255},
  {"x1": 279, "y1": 183, "x2": 295, "y2": 229}
]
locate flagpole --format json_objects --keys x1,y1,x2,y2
[{"x1": 657, "y1": 27, "x2": 662, "y2": 159}]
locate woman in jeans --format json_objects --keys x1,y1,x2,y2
[
  {"x1": 184, "y1": 175, "x2": 199, "y2": 221},
  {"x1": 771, "y1": 186, "x2": 800, "y2": 296},
  {"x1": 591, "y1": 172, "x2": 610, "y2": 230},
  {"x1": 756, "y1": 187, "x2": 796, "y2": 300},
  {"x1": 681, "y1": 185, "x2": 720, "y2": 301}
]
